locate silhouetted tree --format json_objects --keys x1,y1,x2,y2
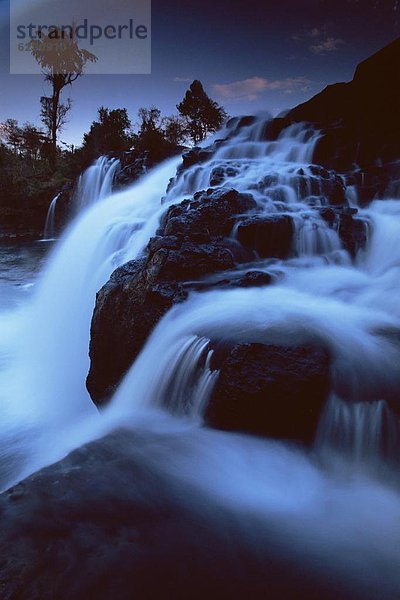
[
  {"x1": 29, "y1": 27, "x2": 97, "y2": 160},
  {"x1": 137, "y1": 106, "x2": 162, "y2": 134},
  {"x1": 82, "y1": 107, "x2": 132, "y2": 161},
  {"x1": 1, "y1": 119, "x2": 23, "y2": 154},
  {"x1": 177, "y1": 80, "x2": 227, "y2": 144},
  {"x1": 39, "y1": 96, "x2": 72, "y2": 146},
  {"x1": 163, "y1": 115, "x2": 187, "y2": 145},
  {"x1": 131, "y1": 106, "x2": 169, "y2": 166},
  {"x1": 20, "y1": 123, "x2": 45, "y2": 162},
  {"x1": 0, "y1": 142, "x2": 11, "y2": 168},
  {"x1": 1, "y1": 119, "x2": 47, "y2": 162}
]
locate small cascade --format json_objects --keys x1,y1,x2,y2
[
  {"x1": 292, "y1": 213, "x2": 342, "y2": 256},
  {"x1": 316, "y1": 394, "x2": 400, "y2": 464},
  {"x1": 74, "y1": 155, "x2": 120, "y2": 210},
  {"x1": 43, "y1": 193, "x2": 61, "y2": 240},
  {"x1": 42, "y1": 156, "x2": 120, "y2": 242},
  {"x1": 110, "y1": 279, "x2": 400, "y2": 423},
  {"x1": 171, "y1": 121, "x2": 322, "y2": 202},
  {"x1": 169, "y1": 117, "x2": 354, "y2": 270},
  {"x1": 154, "y1": 335, "x2": 218, "y2": 419}
]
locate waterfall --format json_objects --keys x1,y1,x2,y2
[
  {"x1": 73, "y1": 155, "x2": 120, "y2": 210},
  {"x1": 2, "y1": 116, "x2": 400, "y2": 595},
  {"x1": 171, "y1": 121, "x2": 321, "y2": 201},
  {"x1": 10, "y1": 157, "x2": 181, "y2": 423},
  {"x1": 292, "y1": 212, "x2": 342, "y2": 256},
  {"x1": 316, "y1": 394, "x2": 400, "y2": 465},
  {"x1": 0, "y1": 116, "x2": 399, "y2": 490},
  {"x1": 43, "y1": 193, "x2": 60, "y2": 240},
  {"x1": 42, "y1": 156, "x2": 120, "y2": 241},
  {"x1": 2, "y1": 121, "x2": 400, "y2": 464},
  {"x1": 101, "y1": 120, "x2": 400, "y2": 465},
  {"x1": 0, "y1": 155, "x2": 181, "y2": 486}
]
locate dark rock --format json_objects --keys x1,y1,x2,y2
[
  {"x1": 338, "y1": 214, "x2": 369, "y2": 257},
  {"x1": 236, "y1": 215, "x2": 294, "y2": 259},
  {"x1": 226, "y1": 115, "x2": 257, "y2": 131},
  {"x1": 261, "y1": 117, "x2": 290, "y2": 141},
  {"x1": 321, "y1": 175, "x2": 347, "y2": 206},
  {"x1": 236, "y1": 270, "x2": 273, "y2": 287},
  {"x1": 206, "y1": 343, "x2": 331, "y2": 444},
  {"x1": 209, "y1": 165, "x2": 239, "y2": 186},
  {"x1": 188, "y1": 269, "x2": 273, "y2": 292},
  {"x1": 87, "y1": 188, "x2": 262, "y2": 406},
  {"x1": 210, "y1": 166, "x2": 225, "y2": 186},
  {"x1": 147, "y1": 241, "x2": 235, "y2": 282},
  {"x1": 87, "y1": 259, "x2": 187, "y2": 404},
  {"x1": 115, "y1": 151, "x2": 148, "y2": 185},
  {"x1": 320, "y1": 207, "x2": 336, "y2": 225},
  {"x1": 319, "y1": 206, "x2": 368, "y2": 257},
  {"x1": 181, "y1": 147, "x2": 214, "y2": 170},
  {"x1": 258, "y1": 173, "x2": 280, "y2": 189},
  {"x1": 0, "y1": 429, "x2": 364, "y2": 600},
  {"x1": 285, "y1": 38, "x2": 400, "y2": 171},
  {"x1": 160, "y1": 188, "x2": 257, "y2": 239}
]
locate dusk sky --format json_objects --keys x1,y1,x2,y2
[{"x1": 0, "y1": 0, "x2": 399, "y2": 147}]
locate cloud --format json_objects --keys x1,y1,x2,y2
[
  {"x1": 310, "y1": 27, "x2": 322, "y2": 37},
  {"x1": 292, "y1": 27, "x2": 344, "y2": 55},
  {"x1": 310, "y1": 36, "x2": 344, "y2": 54},
  {"x1": 213, "y1": 76, "x2": 312, "y2": 101},
  {"x1": 173, "y1": 77, "x2": 193, "y2": 83}
]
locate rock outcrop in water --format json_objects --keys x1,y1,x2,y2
[
  {"x1": 87, "y1": 39, "x2": 400, "y2": 441},
  {"x1": 0, "y1": 429, "x2": 369, "y2": 600},
  {"x1": 88, "y1": 181, "x2": 364, "y2": 421},
  {"x1": 207, "y1": 343, "x2": 330, "y2": 444},
  {"x1": 87, "y1": 188, "x2": 258, "y2": 404}
]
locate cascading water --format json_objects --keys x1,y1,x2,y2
[
  {"x1": 107, "y1": 119, "x2": 400, "y2": 461},
  {"x1": 2, "y1": 116, "x2": 400, "y2": 596},
  {"x1": 73, "y1": 155, "x2": 120, "y2": 210},
  {"x1": 42, "y1": 155, "x2": 120, "y2": 241},
  {"x1": 43, "y1": 192, "x2": 61, "y2": 240}
]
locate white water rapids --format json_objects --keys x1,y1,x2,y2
[{"x1": 1, "y1": 118, "x2": 400, "y2": 597}]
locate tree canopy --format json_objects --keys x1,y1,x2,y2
[
  {"x1": 82, "y1": 107, "x2": 132, "y2": 162},
  {"x1": 177, "y1": 80, "x2": 227, "y2": 144}
]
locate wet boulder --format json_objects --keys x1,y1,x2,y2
[
  {"x1": 236, "y1": 215, "x2": 294, "y2": 259},
  {"x1": 87, "y1": 258, "x2": 188, "y2": 404},
  {"x1": 0, "y1": 428, "x2": 361, "y2": 600},
  {"x1": 319, "y1": 207, "x2": 369, "y2": 257},
  {"x1": 206, "y1": 343, "x2": 331, "y2": 444},
  {"x1": 87, "y1": 236, "x2": 237, "y2": 406},
  {"x1": 338, "y1": 213, "x2": 369, "y2": 257},
  {"x1": 181, "y1": 146, "x2": 215, "y2": 170},
  {"x1": 88, "y1": 188, "x2": 259, "y2": 406},
  {"x1": 161, "y1": 188, "x2": 257, "y2": 239},
  {"x1": 209, "y1": 165, "x2": 239, "y2": 187}
]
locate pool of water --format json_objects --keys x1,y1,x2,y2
[{"x1": 0, "y1": 242, "x2": 52, "y2": 311}]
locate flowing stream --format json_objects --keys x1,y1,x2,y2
[{"x1": 1, "y1": 118, "x2": 400, "y2": 597}]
